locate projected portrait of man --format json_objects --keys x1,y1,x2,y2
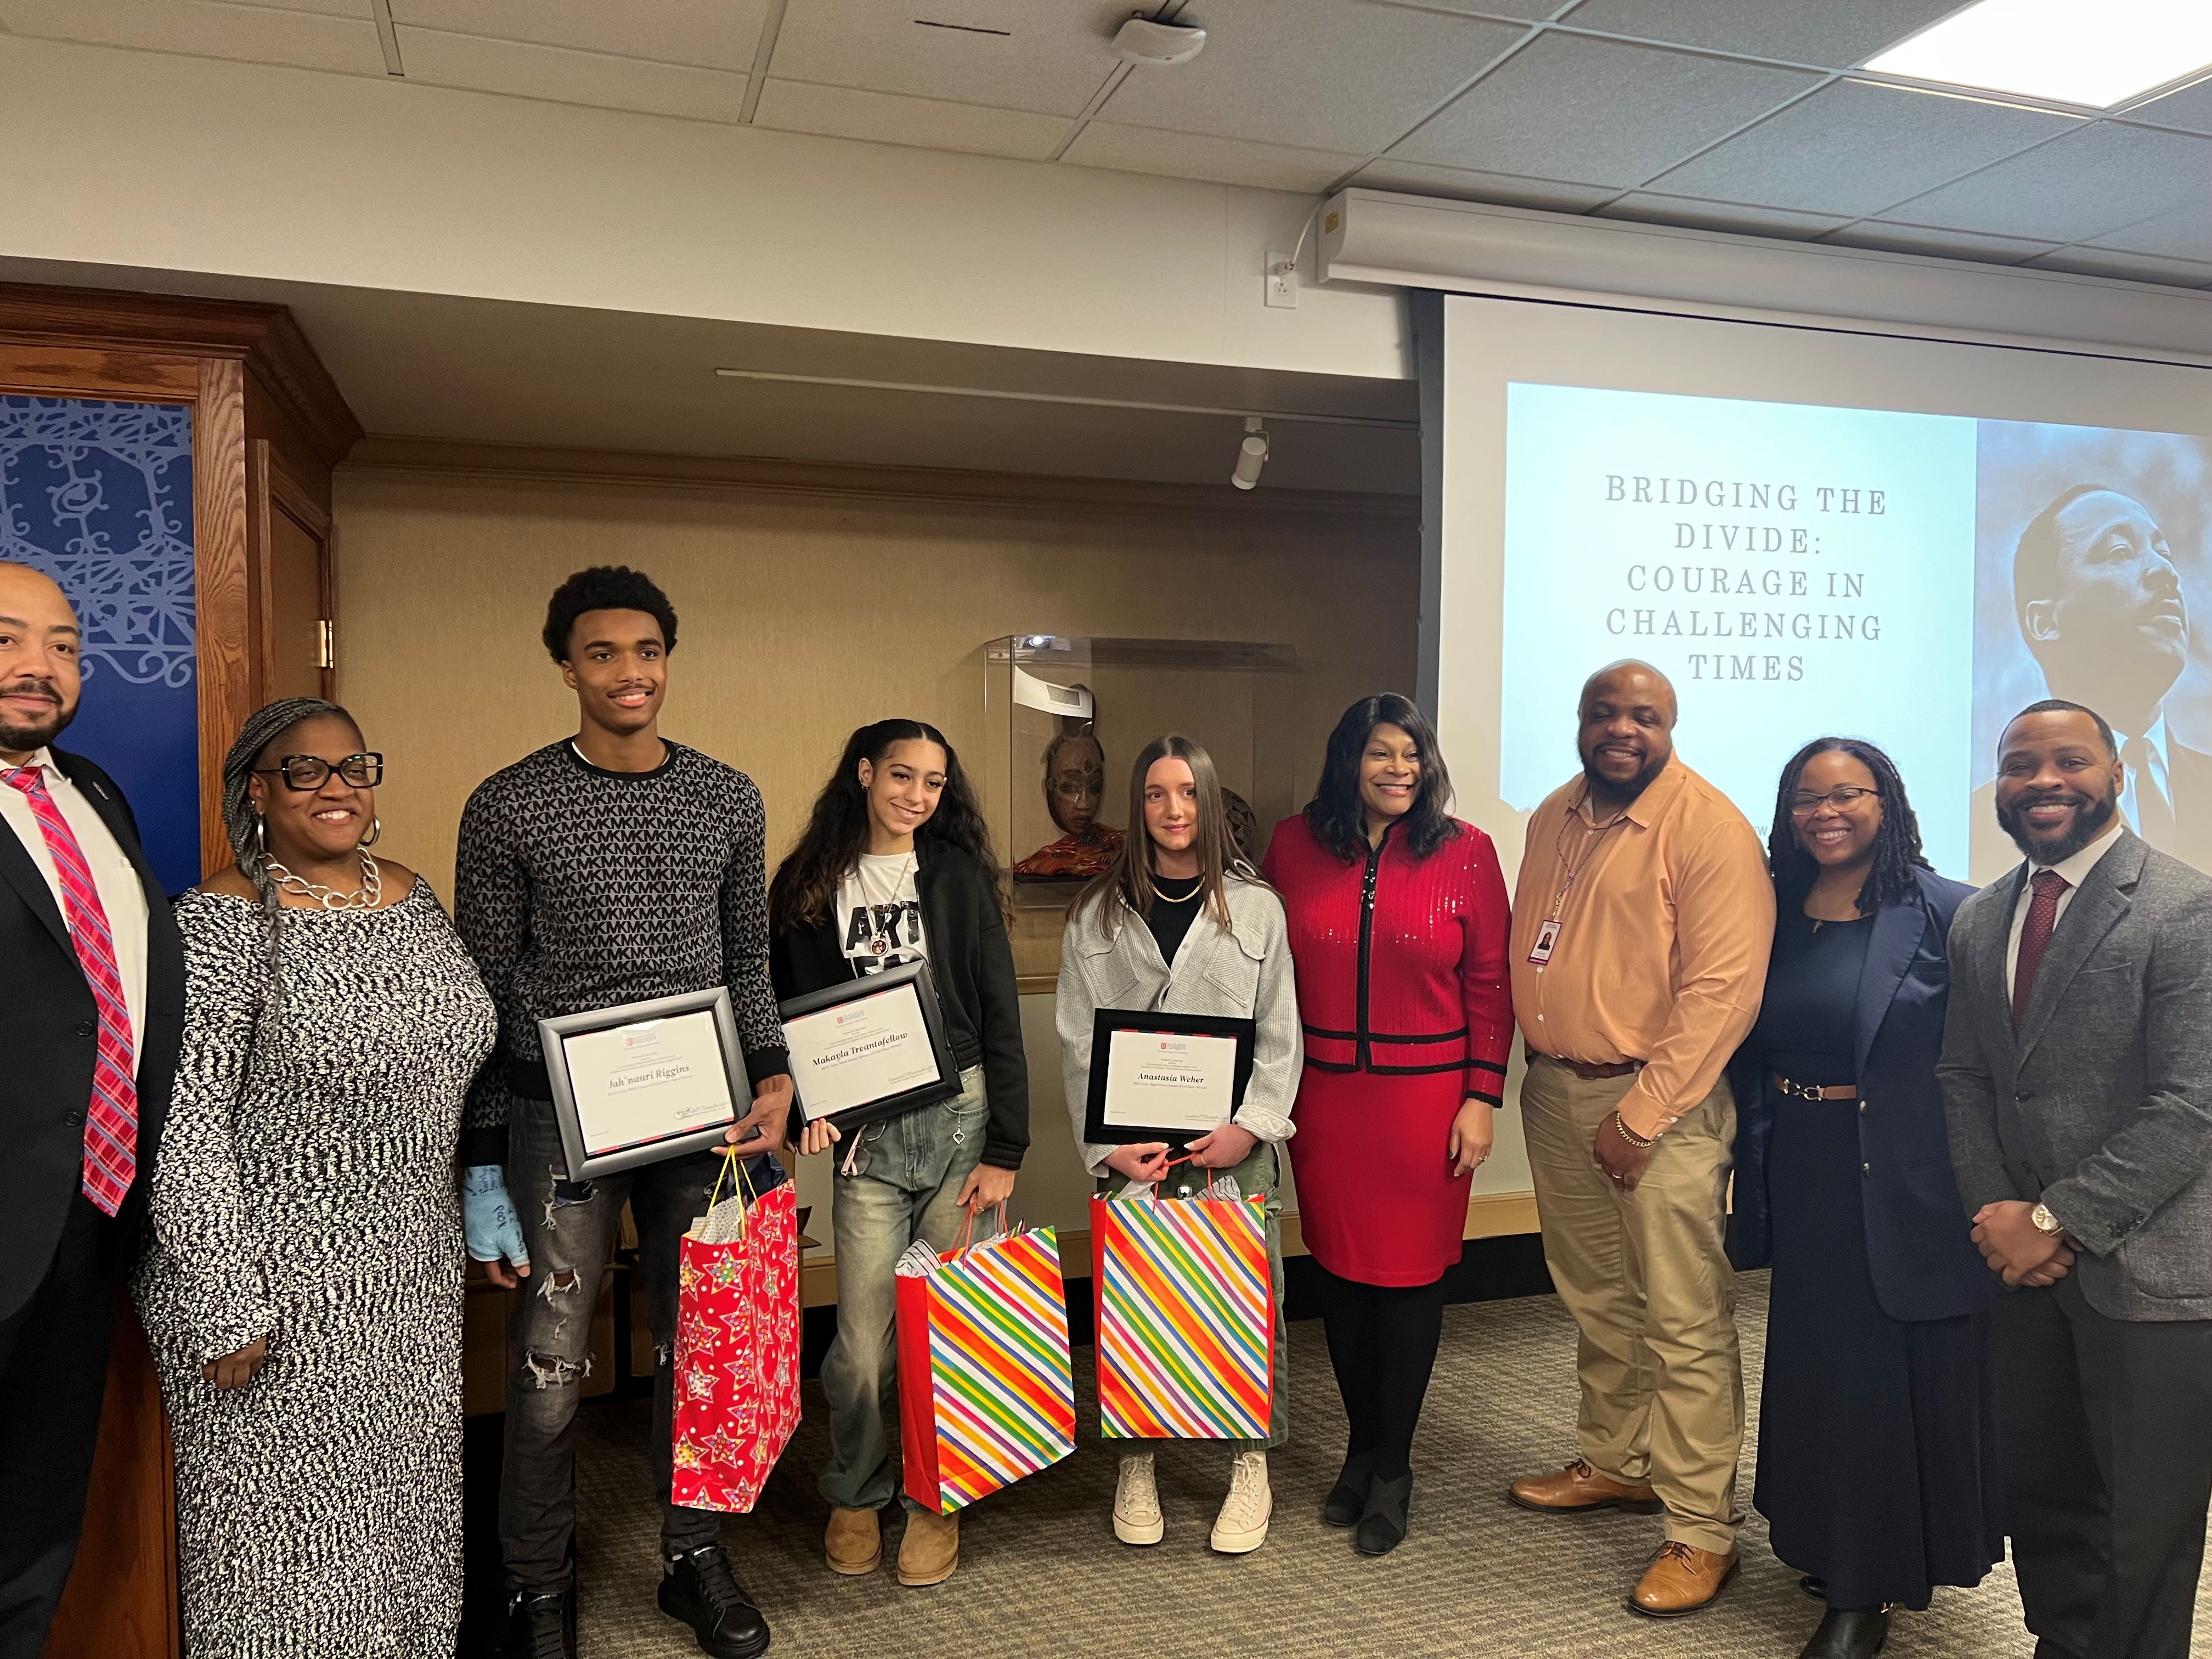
[{"x1": 1973, "y1": 484, "x2": 2212, "y2": 878}]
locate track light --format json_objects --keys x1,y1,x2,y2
[{"x1": 1231, "y1": 415, "x2": 1269, "y2": 490}]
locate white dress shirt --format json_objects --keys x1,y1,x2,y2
[
  {"x1": 1, "y1": 747, "x2": 150, "y2": 1068},
  {"x1": 2110, "y1": 715, "x2": 2172, "y2": 839},
  {"x1": 2004, "y1": 819, "x2": 2125, "y2": 1001}
]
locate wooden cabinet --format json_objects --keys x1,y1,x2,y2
[{"x1": 0, "y1": 280, "x2": 359, "y2": 1659}]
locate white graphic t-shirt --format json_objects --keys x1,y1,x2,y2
[{"x1": 836, "y1": 853, "x2": 926, "y2": 974}]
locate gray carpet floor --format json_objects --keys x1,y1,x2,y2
[{"x1": 573, "y1": 1273, "x2": 2212, "y2": 1657}]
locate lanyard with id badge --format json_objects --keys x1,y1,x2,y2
[{"x1": 1528, "y1": 794, "x2": 1631, "y2": 966}]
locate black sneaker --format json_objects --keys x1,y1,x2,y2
[
  {"x1": 659, "y1": 1544, "x2": 771, "y2": 1659},
  {"x1": 506, "y1": 1585, "x2": 576, "y2": 1659}
]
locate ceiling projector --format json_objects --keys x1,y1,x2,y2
[{"x1": 1114, "y1": 15, "x2": 1207, "y2": 65}]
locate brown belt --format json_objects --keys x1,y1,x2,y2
[
  {"x1": 1771, "y1": 1072, "x2": 1858, "y2": 1101},
  {"x1": 1527, "y1": 1047, "x2": 1644, "y2": 1081}
]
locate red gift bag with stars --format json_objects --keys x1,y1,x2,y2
[{"x1": 671, "y1": 1173, "x2": 803, "y2": 1514}]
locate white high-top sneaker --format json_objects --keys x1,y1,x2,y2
[
  {"x1": 1113, "y1": 1452, "x2": 1164, "y2": 1546},
  {"x1": 1210, "y1": 1451, "x2": 1273, "y2": 1554}
]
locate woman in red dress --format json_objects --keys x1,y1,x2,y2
[{"x1": 1261, "y1": 693, "x2": 1514, "y2": 1555}]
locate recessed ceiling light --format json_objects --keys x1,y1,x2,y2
[{"x1": 1866, "y1": 0, "x2": 2212, "y2": 109}]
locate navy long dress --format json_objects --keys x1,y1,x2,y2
[{"x1": 1751, "y1": 909, "x2": 2005, "y2": 1612}]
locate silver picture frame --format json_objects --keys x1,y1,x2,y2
[{"x1": 537, "y1": 986, "x2": 752, "y2": 1181}]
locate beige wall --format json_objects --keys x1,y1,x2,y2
[{"x1": 330, "y1": 447, "x2": 1420, "y2": 1252}]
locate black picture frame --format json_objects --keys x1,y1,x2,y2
[
  {"x1": 1082, "y1": 1007, "x2": 1256, "y2": 1148},
  {"x1": 538, "y1": 987, "x2": 748, "y2": 1181},
  {"x1": 779, "y1": 958, "x2": 963, "y2": 1130}
]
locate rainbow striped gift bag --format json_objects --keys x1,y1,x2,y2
[
  {"x1": 896, "y1": 1226, "x2": 1077, "y2": 1515},
  {"x1": 1090, "y1": 1189, "x2": 1273, "y2": 1440}
]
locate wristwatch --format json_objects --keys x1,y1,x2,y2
[{"x1": 2030, "y1": 1201, "x2": 2066, "y2": 1236}]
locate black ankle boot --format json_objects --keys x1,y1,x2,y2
[
  {"x1": 1799, "y1": 1606, "x2": 1888, "y2": 1659},
  {"x1": 659, "y1": 1544, "x2": 770, "y2": 1659},
  {"x1": 506, "y1": 1583, "x2": 577, "y2": 1659},
  {"x1": 1323, "y1": 1450, "x2": 1375, "y2": 1527},
  {"x1": 1354, "y1": 1472, "x2": 1413, "y2": 1556}
]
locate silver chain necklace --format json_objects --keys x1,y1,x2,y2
[{"x1": 264, "y1": 849, "x2": 382, "y2": 911}]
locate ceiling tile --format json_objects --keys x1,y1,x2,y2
[
  {"x1": 0, "y1": 0, "x2": 385, "y2": 74},
  {"x1": 767, "y1": 0, "x2": 1131, "y2": 119},
  {"x1": 1555, "y1": 0, "x2": 1965, "y2": 70},
  {"x1": 2127, "y1": 78, "x2": 2212, "y2": 136},
  {"x1": 1645, "y1": 80, "x2": 2073, "y2": 218},
  {"x1": 2021, "y1": 248, "x2": 2212, "y2": 289},
  {"x1": 755, "y1": 80, "x2": 1066, "y2": 160},
  {"x1": 1099, "y1": 0, "x2": 1528, "y2": 155},
  {"x1": 1063, "y1": 123, "x2": 1363, "y2": 194},
  {"x1": 1348, "y1": 159, "x2": 1615, "y2": 211},
  {"x1": 389, "y1": 1, "x2": 766, "y2": 72},
  {"x1": 1597, "y1": 193, "x2": 1848, "y2": 240},
  {"x1": 227, "y1": 0, "x2": 374, "y2": 16},
  {"x1": 2090, "y1": 200, "x2": 2212, "y2": 262},
  {"x1": 1878, "y1": 121, "x2": 2212, "y2": 244},
  {"x1": 1392, "y1": 32, "x2": 1819, "y2": 187},
  {"x1": 1352, "y1": 0, "x2": 1562, "y2": 20},
  {"x1": 1820, "y1": 222, "x2": 2060, "y2": 264},
  {"x1": 395, "y1": 27, "x2": 748, "y2": 122}
]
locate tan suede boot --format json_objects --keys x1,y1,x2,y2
[
  {"x1": 823, "y1": 1506, "x2": 881, "y2": 1576},
  {"x1": 897, "y1": 1509, "x2": 960, "y2": 1588}
]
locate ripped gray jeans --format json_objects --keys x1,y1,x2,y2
[{"x1": 500, "y1": 1092, "x2": 786, "y2": 1593}]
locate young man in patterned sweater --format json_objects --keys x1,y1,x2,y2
[{"x1": 456, "y1": 566, "x2": 794, "y2": 1659}]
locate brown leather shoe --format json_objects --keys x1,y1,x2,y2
[
  {"x1": 823, "y1": 1505, "x2": 881, "y2": 1576},
  {"x1": 1628, "y1": 1541, "x2": 1739, "y2": 1617},
  {"x1": 1508, "y1": 1458, "x2": 1662, "y2": 1515},
  {"x1": 897, "y1": 1508, "x2": 960, "y2": 1588}
]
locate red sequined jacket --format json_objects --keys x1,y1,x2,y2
[{"x1": 1261, "y1": 811, "x2": 1515, "y2": 1102}]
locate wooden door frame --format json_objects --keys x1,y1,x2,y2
[
  {"x1": 0, "y1": 282, "x2": 362, "y2": 864},
  {"x1": 0, "y1": 281, "x2": 360, "y2": 1659}
]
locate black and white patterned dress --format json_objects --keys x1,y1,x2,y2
[{"x1": 134, "y1": 879, "x2": 495, "y2": 1659}]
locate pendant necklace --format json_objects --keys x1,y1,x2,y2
[{"x1": 867, "y1": 853, "x2": 917, "y2": 956}]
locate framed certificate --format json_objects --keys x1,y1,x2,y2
[
  {"x1": 780, "y1": 960, "x2": 962, "y2": 1130},
  {"x1": 1083, "y1": 1008, "x2": 1256, "y2": 1148},
  {"x1": 538, "y1": 988, "x2": 751, "y2": 1180}
]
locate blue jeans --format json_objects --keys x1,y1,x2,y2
[
  {"x1": 818, "y1": 1066, "x2": 993, "y2": 1513},
  {"x1": 500, "y1": 1094, "x2": 785, "y2": 1591},
  {"x1": 1099, "y1": 1141, "x2": 1289, "y2": 1452}
]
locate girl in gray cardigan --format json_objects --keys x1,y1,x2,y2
[{"x1": 1055, "y1": 733, "x2": 1301, "y2": 1558}]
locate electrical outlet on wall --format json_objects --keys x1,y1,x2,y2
[{"x1": 1265, "y1": 249, "x2": 1297, "y2": 309}]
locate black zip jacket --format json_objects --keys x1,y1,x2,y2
[{"x1": 770, "y1": 840, "x2": 1030, "y2": 1170}]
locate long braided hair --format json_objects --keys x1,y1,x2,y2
[
  {"x1": 1765, "y1": 736, "x2": 1930, "y2": 917},
  {"x1": 219, "y1": 697, "x2": 364, "y2": 1018}
]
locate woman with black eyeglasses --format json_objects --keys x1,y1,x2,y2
[
  {"x1": 1725, "y1": 739, "x2": 2001, "y2": 1659},
  {"x1": 134, "y1": 697, "x2": 496, "y2": 1658}
]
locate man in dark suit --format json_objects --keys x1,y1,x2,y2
[
  {"x1": 0, "y1": 561, "x2": 184, "y2": 1657},
  {"x1": 1971, "y1": 486, "x2": 2212, "y2": 881},
  {"x1": 1940, "y1": 697, "x2": 2212, "y2": 1659}
]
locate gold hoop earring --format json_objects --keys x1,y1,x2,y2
[{"x1": 360, "y1": 816, "x2": 382, "y2": 848}]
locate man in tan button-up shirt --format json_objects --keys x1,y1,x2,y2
[{"x1": 1505, "y1": 661, "x2": 1774, "y2": 1618}]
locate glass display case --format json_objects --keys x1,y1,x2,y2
[{"x1": 982, "y1": 635, "x2": 1302, "y2": 984}]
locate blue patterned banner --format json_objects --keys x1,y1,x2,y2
[{"x1": 0, "y1": 397, "x2": 199, "y2": 892}]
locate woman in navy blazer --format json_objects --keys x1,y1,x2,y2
[{"x1": 1728, "y1": 738, "x2": 2001, "y2": 1659}]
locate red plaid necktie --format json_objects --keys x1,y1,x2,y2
[
  {"x1": 5, "y1": 764, "x2": 138, "y2": 1214},
  {"x1": 2011, "y1": 867, "x2": 2070, "y2": 1034}
]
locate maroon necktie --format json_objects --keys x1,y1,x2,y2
[
  {"x1": 2011, "y1": 867, "x2": 2069, "y2": 1033},
  {"x1": 4, "y1": 765, "x2": 138, "y2": 1213}
]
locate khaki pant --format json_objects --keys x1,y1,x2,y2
[{"x1": 1521, "y1": 1054, "x2": 1745, "y2": 1555}]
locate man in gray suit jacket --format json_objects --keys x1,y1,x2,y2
[{"x1": 1939, "y1": 698, "x2": 2212, "y2": 1659}]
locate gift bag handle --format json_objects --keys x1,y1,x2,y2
[
  {"x1": 703, "y1": 1144, "x2": 761, "y2": 1239},
  {"x1": 1146, "y1": 1154, "x2": 1240, "y2": 1203},
  {"x1": 945, "y1": 1199, "x2": 1013, "y2": 1260}
]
